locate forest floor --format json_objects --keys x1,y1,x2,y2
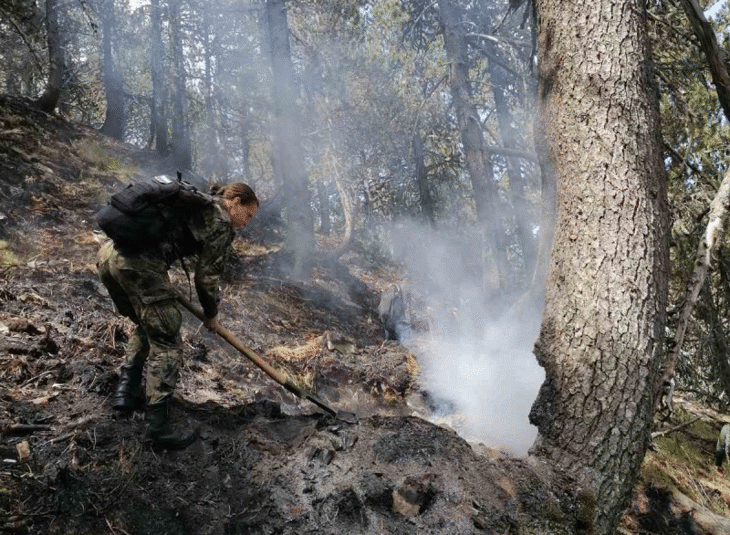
[{"x1": 2, "y1": 94, "x2": 730, "y2": 534}]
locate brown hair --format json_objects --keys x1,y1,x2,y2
[{"x1": 210, "y1": 182, "x2": 259, "y2": 207}]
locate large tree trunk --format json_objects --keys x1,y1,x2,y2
[
  {"x1": 34, "y1": 0, "x2": 64, "y2": 114},
  {"x1": 100, "y1": 0, "x2": 125, "y2": 141},
  {"x1": 150, "y1": 0, "x2": 168, "y2": 156},
  {"x1": 529, "y1": 0, "x2": 669, "y2": 532},
  {"x1": 266, "y1": 0, "x2": 314, "y2": 278}
]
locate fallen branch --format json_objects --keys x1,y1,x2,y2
[
  {"x1": 6, "y1": 423, "x2": 51, "y2": 434},
  {"x1": 671, "y1": 487, "x2": 730, "y2": 532},
  {"x1": 651, "y1": 416, "x2": 701, "y2": 439},
  {"x1": 61, "y1": 415, "x2": 95, "y2": 432},
  {"x1": 50, "y1": 432, "x2": 74, "y2": 444},
  {"x1": 20, "y1": 369, "x2": 56, "y2": 387}
]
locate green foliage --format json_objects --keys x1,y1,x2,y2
[
  {"x1": 646, "y1": 1, "x2": 730, "y2": 400},
  {"x1": 75, "y1": 139, "x2": 125, "y2": 173}
]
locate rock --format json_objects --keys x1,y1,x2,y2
[{"x1": 15, "y1": 441, "x2": 30, "y2": 463}]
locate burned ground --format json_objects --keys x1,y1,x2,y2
[{"x1": 2, "y1": 95, "x2": 730, "y2": 534}]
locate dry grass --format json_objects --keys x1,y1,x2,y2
[
  {"x1": 267, "y1": 334, "x2": 323, "y2": 363},
  {"x1": 642, "y1": 401, "x2": 730, "y2": 519},
  {"x1": 0, "y1": 240, "x2": 20, "y2": 268}
]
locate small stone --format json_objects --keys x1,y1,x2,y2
[{"x1": 15, "y1": 441, "x2": 30, "y2": 463}]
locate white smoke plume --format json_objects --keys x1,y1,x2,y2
[{"x1": 389, "y1": 220, "x2": 545, "y2": 457}]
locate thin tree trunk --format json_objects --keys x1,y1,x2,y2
[
  {"x1": 530, "y1": 0, "x2": 669, "y2": 532},
  {"x1": 169, "y1": 0, "x2": 192, "y2": 170},
  {"x1": 699, "y1": 284, "x2": 730, "y2": 401},
  {"x1": 34, "y1": 0, "x2": 64, "y2": 113},
  {"x1": 438, "y1": 0, "x2": 508, "y2": 288},
  {"x1": 413, "y1": 134, "x2": 435, "y2": 226},
  {"x1": 266, "y1": 0, "x2": 314, "y2": 278},
  {"x1": 662, "y1": 171, "x2": 730, "y2": 385},
  {"x1": 150, "y1": 0, "x2": 168, "y2": 155},
  {"x1": 657, "y1": 0, "x2": 730, "y2": 403},
  {"x1": 317, "y1": 181, "x2": 331, "y2": 236},
  {"x1": 679, "y1": 0, "x2": 730, "y2": 121},
  {"x1": 325, "y1": 165, "x2": 354, "y2": 260},
  {"x1": 100, "y1": 0, "x2": 125, "y2": 140},
  {"x1": 486, "y1": 48, "x2": 535, "y2": 277}
]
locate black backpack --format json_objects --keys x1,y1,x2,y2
[{"x1": 95, "y1": 173, "x2": 214, "y2": 252}]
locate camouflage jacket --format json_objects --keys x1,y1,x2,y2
[{"x1": 146, "y1": 199, "x2": 234, "y2": 318}]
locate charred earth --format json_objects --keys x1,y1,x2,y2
[{"x1": 2, "y1": 95, "x2": 730, "y2": 534}]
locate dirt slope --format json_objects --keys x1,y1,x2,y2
[{"x1": 1, "y1": 94, "x2": 730, "y2": 534}]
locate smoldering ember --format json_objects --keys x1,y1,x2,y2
[{"x1": 5, "y1": 0, "x2": 730, "y2": 534}]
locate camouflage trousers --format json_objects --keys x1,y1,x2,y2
[{"x1": 96, "y1": 240, "x2": 183, "y2": 404}]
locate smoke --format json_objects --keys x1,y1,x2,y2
[{"x1": 390, "y1": 220, "x2": 545, "y2": 457}]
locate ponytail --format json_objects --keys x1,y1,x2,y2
[{"x1": 210, "y1": 182, "x2": 259, "y2": 207}]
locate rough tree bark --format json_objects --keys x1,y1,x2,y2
[{"x1": 529, "y1": 0, "x2": 669, "y2": 532}]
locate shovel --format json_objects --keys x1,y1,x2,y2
[{"x1": 176, "y1": 292, "x2": 358, "y2": 424}]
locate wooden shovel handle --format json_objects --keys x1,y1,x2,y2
[
  {"x1": 175, "y1": 291, "x2": 353, "y2": 422},
  {"x1": 175, "y1": 292, "x2": 301, "y2": 395}
]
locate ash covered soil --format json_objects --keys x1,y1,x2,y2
[
  {"x1": 0, "y1": 95, "x2": 558, "y2": 535},
  {"x1": 2, "y1": 95, "x2": 730, "y2": 535}
]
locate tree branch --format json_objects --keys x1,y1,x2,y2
[
  {"x1": 662, "y1": 169, "x2": 730, "y2": 385},
  {"x1": 678, "y1": 0, "x2": 730, "y2": 122},
  {"x1": 651, "y1": 416, "x2": 700, "y2": 439}
]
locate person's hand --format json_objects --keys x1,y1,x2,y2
[{"x1": 204, "y1": 314, "x2": 221, "y2": 333}]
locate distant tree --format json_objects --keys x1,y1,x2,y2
[
  {"x1": 266, "y1": 0, "x2": 314, "y2": 277},
  {"x1": 169, "y1": 0, "x2": 192, "y2": 170},
  {"x1": 34, "y1": 0, "x2": 64, "y2": 113},
  {"x1": 149, "y1": 0, "x2": 168, "y2": 155},
  {"x1": 100, "y1": 0, "x2": 125, "y2": 140},
  {"x1": 483, "y1": 36, "x2": 537, "y2": 279},
  {"x1": 529, "y1": 0, "x2": 669, "y2": 533},
  {"x1": 412, "y1": 134, "x2": 436, "y2": 226},
  {"x1": 437, "y1": 0, "x2": 509, "y2": 284},
  {"x1": 0, "y1": 0, "x2": 43, "y2": 96}
]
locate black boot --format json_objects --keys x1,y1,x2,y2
[
  {"x1": 145, "y1": 400, "x2": 197, "y2": 449},
  {"x1": 112, "y1": 365, "x2": 145, "y2": 411}
]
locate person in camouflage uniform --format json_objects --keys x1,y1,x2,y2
[
  {"x1": 96, "y1": 182, "x2": 258, "y2": 449},
  {"x1": 716, "y1": 423, "x2": 730, "y2": 473}
]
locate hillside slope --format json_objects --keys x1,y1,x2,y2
[{"x1": 1, "y1": 94, "x2": 730, "y2": 534}]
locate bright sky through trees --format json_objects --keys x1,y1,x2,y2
[{"x1": 707, "y1": 0, "x2": 727, "y2": 17}]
